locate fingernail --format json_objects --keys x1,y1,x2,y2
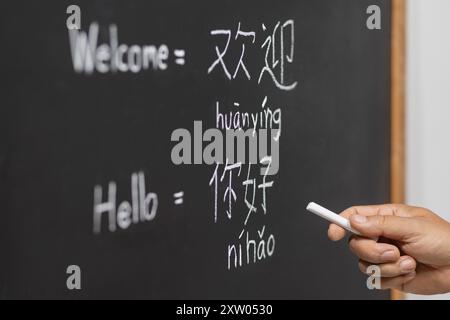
[
  {"x1": 351, "y1": 214, "x2": 367, "y2": 224},
  {"x1": 381, "y1": 250, "x2": 397, "y2": 260},
  {"x1": 400, "y1": 259, "x2": 414, "y2": 272}
]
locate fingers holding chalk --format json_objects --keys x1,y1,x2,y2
[
  {"x1": 326, "y1": 206, "x2": 371, "y2": 241},
  {"x1": 307, "y1": 203, "x2": 397, "y2": 241},
  {"x1": 306, "y1": 202, "x2": 362, "y2": 237},
  {"x1": 328, "y1": 224, "x2": 346, "y2": 241},
  {"x1": 327, "y1": 205, "x2": 386, "y2": 241}
]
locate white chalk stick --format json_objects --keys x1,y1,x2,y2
[{"x1": 306, "y1": 202, "x2": 363, "y2": 236}]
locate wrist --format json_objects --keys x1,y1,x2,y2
[
  {"x1": 443, "y1": 268, "x2": 450, "y2": 294},
  {"x1": 445, "y1": 221, "x2": 450, "y2": 266}
]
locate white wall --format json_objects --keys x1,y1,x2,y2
[{"x1": 406, "y1": 0, "x2": 450, "y2": 300}]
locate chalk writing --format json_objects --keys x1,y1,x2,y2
[
  {"x1": 258, "y1": 20, "x2": 298, "y2": 90},
  {"x1": 206, "y1": 19, "x2": 298, "y2": 269},
  {"x1": 69, "y1": 22, "x2": 186, "y2": 74},
  {"x1": 207, "y1": 22, "x2": 256, "y2": 80},
  {"x1": 93, "y1": 171, "x2": 184, "y2": 234},
  {"x1": 208, "y1": 20, "x2": 298, "y2": 90}
]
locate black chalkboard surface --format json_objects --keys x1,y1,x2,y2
[{"x1": 1, "y1": 0, "x2": 391, "y2": 299}]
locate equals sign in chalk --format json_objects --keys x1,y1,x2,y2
[
  {"x1": 174, "y1": 49, "x2": 186, "y2": 65},
  {"x1": 173, "y1": 191, "x2": 184, "y2": 205}
]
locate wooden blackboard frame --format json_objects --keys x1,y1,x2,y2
[{"x1": 391, "y1": 0, "x2": 406, "y2": 301}]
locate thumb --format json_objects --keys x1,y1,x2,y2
[{"x1": 349, "y1": 214, "x2": 420, "y2": 241}]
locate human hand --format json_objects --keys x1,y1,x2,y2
[{"x1": 328, "y1": 204, "x2": 450, "y2": 295}]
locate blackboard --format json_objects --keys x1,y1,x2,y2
[{"x1": 1, "y1": 0, "x2": 392, "y2": 299}]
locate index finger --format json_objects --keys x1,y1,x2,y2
[{"x1": 327, "y1": 204, "x2": 408, "y2": 241}]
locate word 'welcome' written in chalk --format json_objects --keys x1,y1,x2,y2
[{"x1": 69, "y1": 22, "x2": 186, "y2": 74}]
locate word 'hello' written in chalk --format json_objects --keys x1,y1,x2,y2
[{"x1": 93, "y1": 171, "x2": 158, "y2": 234}]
